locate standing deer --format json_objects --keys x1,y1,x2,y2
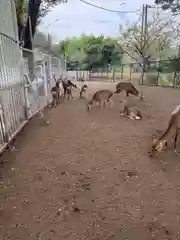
[
  {"x1": 62, "y1": 77, "x2": 77, "y2": 99},
  {"x1": 51, "y1": 75, "x2": 62, "y2": 107},
  {"x1": 115, "y1": 82, "x2": 144, "y2": 100},
  {"x1": 80, "y1": 84, "x2": 88, "y2": 99},
  {"x1": 87, "y1": 89, "x2": 113, "y2": 112},
  {"x1": 149, "y1": 104, "x2": 180, "y2": 157}
]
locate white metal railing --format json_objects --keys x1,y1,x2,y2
[{"x1": 0, "y1": 0, "x2": 66, "y2": 152}]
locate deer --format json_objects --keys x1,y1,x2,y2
[
  {"x1": 51, "y1": 75, "x2": 62, "y2": 107},
  {"x1": 80, "y1": 84, "x2": 88, "y2": 99},
  {"x1": 148, "y1": 104, "x2": 180, "y2": 157},
  {"x1": 62, "y1": 77, "x2": 77, "y2": 99},
  {"x1": 115, "y1": 82, "x2": 144, "y2": 100},
  {"x1": 119, "y1": 99, "x2": 142, "y2": 120},
  {"x1": 87, "y1": 89, "x2": 113, "y2": 112}
]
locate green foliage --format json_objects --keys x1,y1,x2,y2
[
  {"x1": 59, "y1": 35, "x2": 123, "y2": 70},
  {"x1": 39, "y1": 0, "x2": 67, "y2": 19},
  {"x1": 158, "y1": 58, "x2": 180, "y2": 73},
  {"x1": 15, "y1": 0, "x2": 28, "y2": 24},
  {"x1": 155, "y1": 0, "x2": 180, "y2": 13},
  {"x1": 15, "y1": 0, "x2": 67, "y2": 25}
]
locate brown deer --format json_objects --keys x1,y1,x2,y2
[
  {"x1": 115, "y1": 82, "x2": 144, "y2": 100},
  {"x1": 80, "y1": 84, "x2": 88, "y2": 99},
  {"x1": 51, "y1": 75, "x2": 62, "y2": 107},
  {"x1": 62, "y1": 77, "x2": 77, "y2": 99},
  {"x1": 149, "y1": 104, "x2": 180, "y2": 157},
  {"x1": 87, "y1": 89, "x2": 113, "y2": 112},
  {"x1": 119, "y1": 99, "x2": 142, "y2": 120}
]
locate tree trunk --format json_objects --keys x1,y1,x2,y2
[{"x1": 24, "y1": 0, "x2": 41, "y2": 50}]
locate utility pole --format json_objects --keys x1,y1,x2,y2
[
  {"x1": 178, "y1": 45, "x2": 180, "y2": 58},
  {"x1": 140, "y1": 4, "x2": 149, "y2": 56},
  {"x1": 140, "y1": 4, "x2": 149, "y2": 83},
  {"x1": 144, "y1": 4, "x2": 148, "y2": 48},
  {"x1": 140, "y1": 4, "x2": 145, "y2": 51},
  {"x1": 140, "y1": 4, "x2": 145, "y2": 66}
]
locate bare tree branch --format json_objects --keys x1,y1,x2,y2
[{"x1": 119, "y1": 10, "x2": 179, "y2": 63}]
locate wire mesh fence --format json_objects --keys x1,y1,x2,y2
[
  {"x1": 67, "y1": 70, "x2": 90, "y2": 80},
  {"x1": 80, "y1": 58, "x2": 180, "y2": 87}
]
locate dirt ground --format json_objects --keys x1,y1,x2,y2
[{"x1": 1, "y1": 81, "x2": 180, "y2": 240}]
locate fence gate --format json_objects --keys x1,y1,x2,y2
[{"x1": 23, "y1": 52, "x2": 48, "y2": 118}]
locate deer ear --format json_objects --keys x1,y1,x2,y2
[
  {"x1": 152, "y1": 135, "x2": 158, "y2": 143},
  {"x1": 152, "y1": 134, "x2": 156, "y2": 139}
]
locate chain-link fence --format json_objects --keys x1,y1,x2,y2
[{"x1": 0, "y1": 0, "x2": 66, "y2": 153}]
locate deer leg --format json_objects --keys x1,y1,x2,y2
[
  {"x1": 173, "y1": 131, "x2": 178, "y2": 154},
  {"x1": 126, "y1": 91, "x2": 130, "y2": 97},
  {"x1": 127, "y1": 115, "x2": 134, "y2": 120},
  {"x1": 57, "y1": 91, "x2": 60, "y2": 103},
  {"x1": 54, "y1": 98, "x2": 57, "y2": 108},
  {"x1": 120, "y1": 106, "x2": 126, "y2": 116},
  {"x1": 100, "y1": 100, "x2": 104, "y2": 109},
  {"x1": 51, "y1": 92, "x2": 56, "y2": 108},
  {"x1": 103, "y1": 100, "x2": 106, "y2": 108},
  {"x1": 108, "y1": 99, "x2": 113, "y2": 108},
  {"x1": 64, "y1": 88, "x2": 67, "y2": 98}
]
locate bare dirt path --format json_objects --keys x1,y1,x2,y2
[{"x1": 1, "y1": 82, "x2": 180, "y2": 240}]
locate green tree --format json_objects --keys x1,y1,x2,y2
[
  {"x1": 15, "y1": 0, "x2": 67, "y2": 49},
  {"x1": 155, "y1": 0, "x2": 180, "y2": 13},
  {"x1": 59, "y1": 35, "x2": 123, "y2": 70}
]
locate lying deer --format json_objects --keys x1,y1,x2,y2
[
  {"x1": 149, "y1": 104, "x2": 180, "y2": 157},
  {"x1": 87, "y1": 89, "x2": 113, "y2": 112},
  {"x1": 115, "y1": 82, "x2": 144, "y2": 100},
  {"x1": 119, "y1": 99, "x2": 142, "y2": 120}
]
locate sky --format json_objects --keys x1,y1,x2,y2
[{"x1": 38, "y1": 0, "x2": 156, "y2": 42}]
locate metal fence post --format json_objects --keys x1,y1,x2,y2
[
  {"x1": 23, "y1": 75, "x2": 30, "y2": 120},
  {"x1": 42, "y1": 60, "x2": 48, "y2": 103},
  {"x1": 156, "y1": 60, "x2": 160, "y2": 86},
  {"x1": 140, "y1": 67, "x2": 145, "y2": 84},
  {"x1": 129, "y1": 64, "x2": 133, "y2": 82},
  {"x1": 113, "y1": 68, "x2": 115, "y2": 82},
  {"x1": 76, "y1": 69, "x2": 78, "y2": 81},
  {"x1": 120, "y1": 65, "x2": 124, "y2": 81},
  {"x1": 173, "y1": 70, "x2": 177, "y2": 88}
]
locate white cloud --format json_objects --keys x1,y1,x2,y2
[{"x1": 38, "y1": 0, "x2": 155, "y2": 41}]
